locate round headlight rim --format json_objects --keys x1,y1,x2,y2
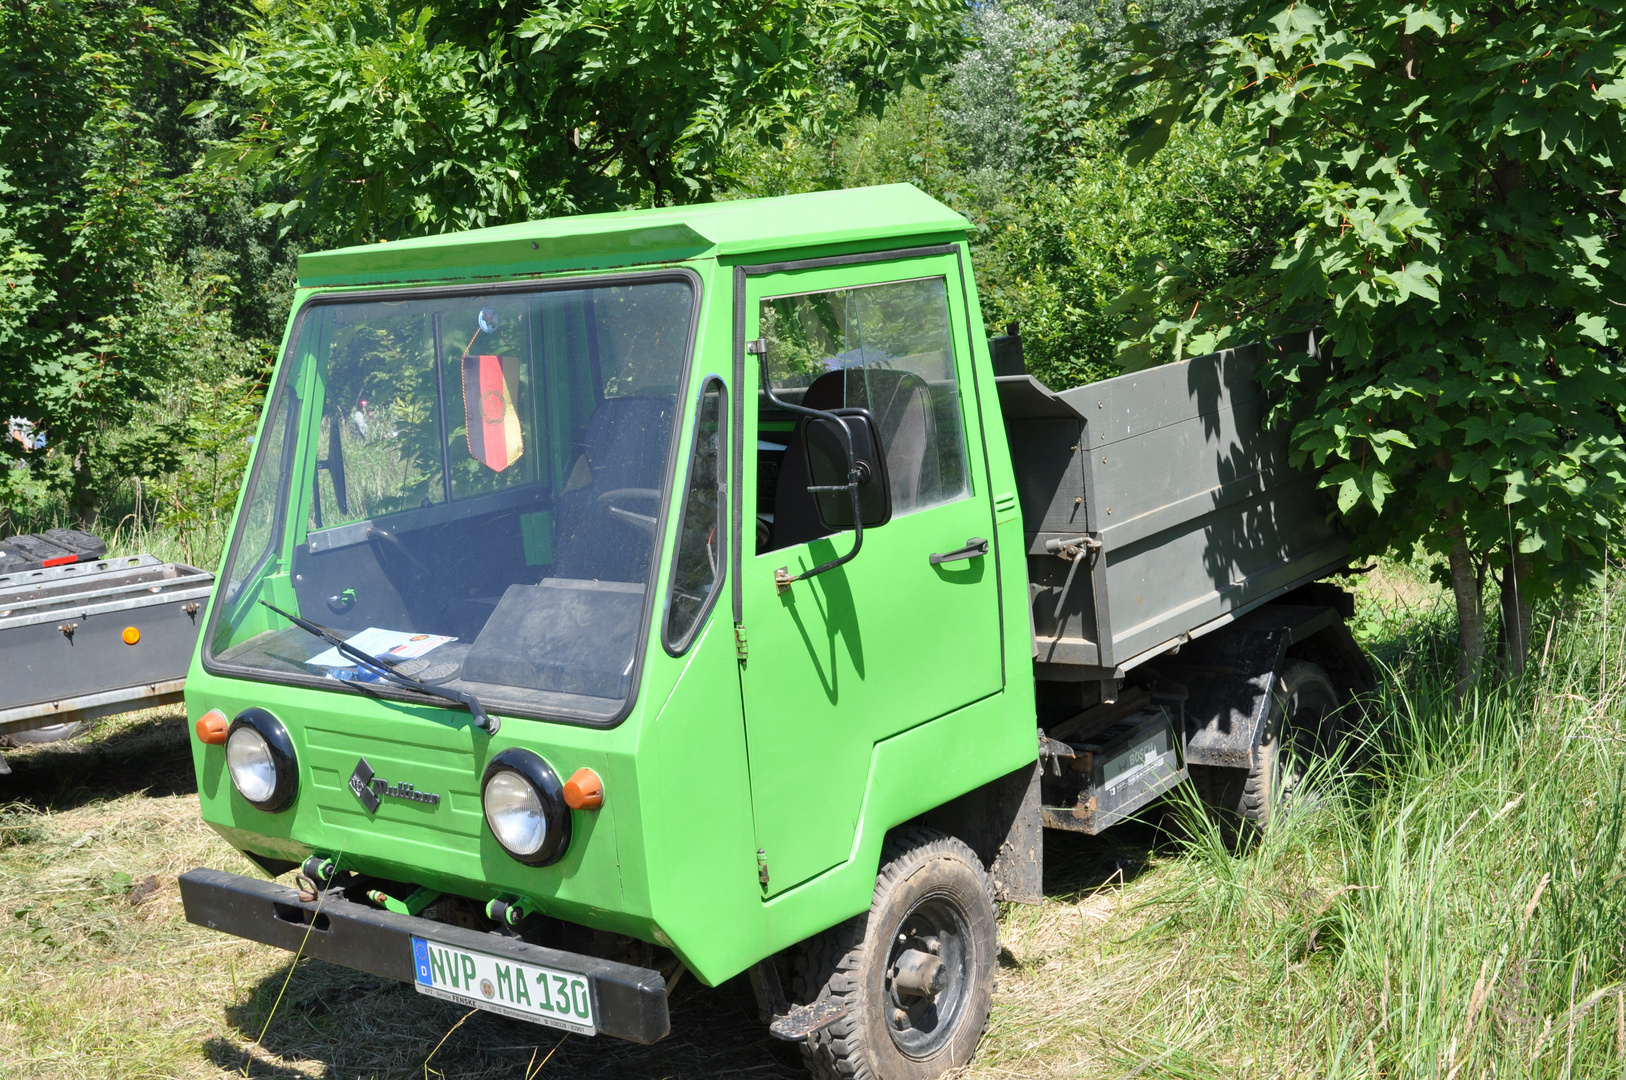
[
  {"x1": 481, "y1": 748, "x2": 572, "y2": 867},
  {"x1": 226, "y1": 708, "x2": 298, "y2": 813}
]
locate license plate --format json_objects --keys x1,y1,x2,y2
[{"x1": 411, "y1": 936, "x2": 597, "y2": 1035}]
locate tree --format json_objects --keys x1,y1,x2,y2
[
  {"x1": 715, "y1": 1, "x2": 1284, "y2": 388},
  {"x1": 1109, "y1": 1, "x2": 1626, "y2": 693},
  {"x1": 192, "y1": 0, "x2": 969, "y2": 242},
  {"x1": 0, "y1": 0, "x2": 276, "y2": 526}
]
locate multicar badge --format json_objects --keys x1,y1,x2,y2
[{"x1": 349, "y1": 757, "x2": 441, "y2": 814}]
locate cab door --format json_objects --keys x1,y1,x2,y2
[{"x1": 735, "y1": 251, "x2": 1004, "y2": 897}]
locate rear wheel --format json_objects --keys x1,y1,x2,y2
[
  {"x1": 793, "y1": 829, "x2": 997, "y2": 1080},
  {"x1": 7, "y1": 721, "x2": 85, "y2": 745},
  {"x1": 1190, "y1": 659, "x2": 1342, "y2": 831}
]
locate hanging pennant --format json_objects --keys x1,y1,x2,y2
[{"x1": 462, "y1": 354, "x2": 524, "y2": 471}]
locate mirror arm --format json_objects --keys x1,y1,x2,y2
[
  {"x1": 774, "y1": 487, "x2": 864, "y2": 591},
  {"x1": 760, "y1": 357, "x2": 865, "y2": 591},
  {"x1": 758, "y1": 357, "x2": 843, "y2": 424}
]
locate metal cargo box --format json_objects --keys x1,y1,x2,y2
[
  {"x1": 998, "y1": 333, "x2": 1348, "y2": 680},
  {"x1": 0, "y1": 555, "x2": 214, "y2": 737}
]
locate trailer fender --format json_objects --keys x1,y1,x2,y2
[{"x1": 1158, "y1": 605, "x2": 1359, "y2": 770}]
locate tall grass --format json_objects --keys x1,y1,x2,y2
[
  {"x1": 2, "y1": 500, "x2": 232, "y2": 571},
  {"x1": 1124, "y1": 579, "x2": 1626, "y2": 1078}
]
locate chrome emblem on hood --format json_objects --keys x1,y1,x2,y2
[{"x1": 349, "y1": 757, "x2": 441, "y2": 814}]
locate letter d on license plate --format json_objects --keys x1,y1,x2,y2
[{"x1": 411, "y1": 936, "x2": 597, "y2": 1035}]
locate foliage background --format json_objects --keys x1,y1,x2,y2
[
  {"x1": 3, "y1": 0, "x2": 1248, "y2": 566},
  {"x1": 1102, "y1": 0, "x2": 1625, "y2": 682},
  {"x1": 4, "y1": 0, "x2": 1621, "y2": 686}
]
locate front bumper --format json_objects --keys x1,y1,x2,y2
[{"x1": 178, "y1": 867, "x2": 670, "y2": 1044}]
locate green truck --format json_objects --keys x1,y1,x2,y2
[{"x1": 178, "y1": 184, "x2": 1368, "y2": 1080}]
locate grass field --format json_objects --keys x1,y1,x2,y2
[{"x1": 5, "y1": 564, "x2": 1626, "y2": 1079}]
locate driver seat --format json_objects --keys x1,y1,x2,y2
[{"x1": 550, "y1": 396, "x2": 676, "y2": 582}]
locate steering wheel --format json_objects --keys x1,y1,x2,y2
[
  {"x1": 366, "y1": 524, "x2": 451, "y2": 608},
  {"x1": 596, "y1": 488, "x2": 660, "y2": 538}
]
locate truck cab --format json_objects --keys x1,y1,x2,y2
[{"x1": 181, "y1": 184, "x2": 1365, "y2": 1080}]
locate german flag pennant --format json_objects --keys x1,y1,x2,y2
[{"x1": 463, "y1": 354, "x2": 524, "y2": 471}]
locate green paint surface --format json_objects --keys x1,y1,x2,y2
[
  {"x1": 519, "y1": 511, "x2": 553, "y2": 566},
  {"x1": 297, "y1": 185, "x2": 969, "y2": 288},
  {"x1": 188, "y1": 184, "x2": 1036, "y2": 988}
]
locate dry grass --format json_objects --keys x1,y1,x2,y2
[
  {"x1": 1, "y1": 708, "x2": 1180, "y2": 1079},
  {"x1": 10, "y1": 560, "x2": 1623, "y2": 1080}
]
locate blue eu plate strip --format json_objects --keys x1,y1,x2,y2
[{"x1": 412, "y1": 937, "x2": 433, "y2": 986}]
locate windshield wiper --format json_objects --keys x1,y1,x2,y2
[{"x1": 259, "y1": 600, "x2": 498, "y2": 734}]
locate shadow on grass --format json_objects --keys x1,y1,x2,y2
[
  {"x1": 218, "y1": 956, "x2": 805, "y2": 1080},
  {"x1": 1040, "y1": 810, "x2": 1173, "y2": 901},
  {"x1": 200, "y1": 820, "x2": 1179, "y2": 1080},
  {"x1": 2, "y1": 709, "x2": 195, "y2": 810}
]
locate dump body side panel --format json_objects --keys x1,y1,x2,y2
[
  {"x1": 1072, "y1": 337, "x2": 1346, "y2": 665},
  {"x1": 1000, "y1": 333, "x2": 1348, "y2": 678}
]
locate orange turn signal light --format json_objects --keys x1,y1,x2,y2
[
  {"x1": 196, "y1": 709, "x2": 229, "y2": 745},
  {"x1": 562, "y1": 767, "x2": 604, "y2": 810},
  {"x1": 122, "y1": 626, "x2": 140, "y2": 645}
]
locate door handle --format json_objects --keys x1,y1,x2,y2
[{"x1": 929, "y1": 538, "x2": 989, "y2": 565}]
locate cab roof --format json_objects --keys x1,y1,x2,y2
[{"x1": 295, "y1": 184, "x2": 970, "y2": 289}]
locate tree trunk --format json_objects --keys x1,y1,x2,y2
[
  {"x1": 1449, "y1": 539, "x2": 1484, "y2": 703},
  {"x1": 1499, "y1": 550, "x2": 1533, "y2": 677}
]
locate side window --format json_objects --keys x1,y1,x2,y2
[
  {"x1": 223, "y1": 368, "x2": 296, "y2": 602},
  {"x1": 663, "y1": 377, "x2": 726, "y2": 651},
  {"x1": 759, "y1": 276, "x2": 969, "y2": 524},
  {"x1": 312, "y1": 304, "x2": 446, "y2": 528}
]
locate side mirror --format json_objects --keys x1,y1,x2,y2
[{"x1": 802, "y1": 409, "x2": 892, "y2": 531}]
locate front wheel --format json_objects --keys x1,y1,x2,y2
[{"x1": 793, "y1": 828, "x2": 998, "y2": 1080}]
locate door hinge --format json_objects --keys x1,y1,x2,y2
[
  {"x1": 734, "y1": 622, "x2": 748, "y2": 662},
  {"x1": 756, "y1": 848, "x2": 770, "y2": 889},
  {"x1": 745, "y1": 338, "x2": 767, "y2": 355}
]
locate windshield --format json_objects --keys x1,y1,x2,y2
[{"x1": 206, "y1": 276, "x2": 696, "y2": 722}]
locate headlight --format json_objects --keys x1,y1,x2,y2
[
  {"x1": 482, "y1": 749, "x2": 571, "y2": 866},
  {"x1": 226, "y1": 708, "x2": 298, "y2": 812}
]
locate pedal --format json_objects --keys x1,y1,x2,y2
[{"x1": 768, "y1": 999, "x2": 849, "y2": 1042}]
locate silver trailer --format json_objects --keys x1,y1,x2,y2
[{"x1": 0, "y1": 554, "x2": 213, "y2": 772}]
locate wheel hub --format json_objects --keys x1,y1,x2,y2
[
  {"x1": 882, "y1": 899, "x2": 970, "y2": 1057},
  {"x1": 890, "y1": 947, "x2": 947, "y2": 996}
]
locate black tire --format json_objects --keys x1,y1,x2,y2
[
  {"x1": 6, "y1": 721, "x2": 85, "y2": 745},
  {"x1": 792, "y1": 828, "x2": 998, "y2": 1080},
  {"x1": 1189, "y1": 659, "x2": 1342, "y2": 830}
]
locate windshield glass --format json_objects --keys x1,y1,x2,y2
[{"x1": 206, "y1": 276, "x2": 695, "y2": 721}]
